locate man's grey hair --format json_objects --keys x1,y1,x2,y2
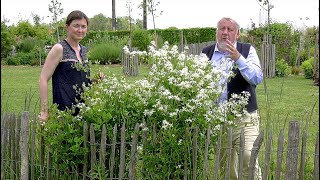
[{"x1": 217, "y1": 17, "x2": 240, "y2": 30}]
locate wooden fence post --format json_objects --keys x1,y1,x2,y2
[
  {"x1": 275, "y1": 129, "x2": 284, "y2": 180},
  {"x1": 9, "y1": 113, "x2": 16, "y2": 180},
  {"x1": 263, "y1": 129, "x2": 273, "y2": 180},
  {"x1": 83, "y1": 121, "x2": 88, "y2": 180},
  {"x1": 285, "y1": 121, "x2": 300, "y2": 179},
  {"x1": 238, "y1": 129, "x2": 245, "y2": 180},
  {"x1": 225, "y1": 128, "x2": 233, "y2": 180},
  {"x1": 100, "y1": 125, "x2": 107, "y2": 179},
  {"x1": 119, "y1": 123, "x2": 126, "y2": 180},
  {"x1": 192, "y1": 127, "x2": 198, "y2": 180},
  {"x1": 213, "y1": 130, "x2": 222, "y2": 180},
  {"x1": 203, "y1": 128, "x2": 210, "y2": 179},
  {"x1": 248, "y1": 129, "x2": 264, "y2": 180},
  {"x1": 141, "y1": 122, "x2": 147, "y2": 178},
  {"x1": 30, "y1": 114, "x2": 37, "y2": 180},
  {"x1": 1, "y1": 113, "x2": 9, "y2": 180},
  {"x1": 109, "y1": 124, "x2": 117, "y2": 179},
  {"x1": 129, "y1": 123, "x2": 140, "y2": 180},
  {"x1": 299, "y1": 130, "x2": 307, "y2": 179},
  {"x1": 89, "y1": 123, "x2": 96, "y2": 179},
  {"x1": 313, "y1": 132, "x2": 319, "y2": 180},
  {"x1": 16, "y1": 114, "x2": 22, "y2": 179},
  {"x1": 20, "y1": 111, "x2": 29, "y2": 180}
]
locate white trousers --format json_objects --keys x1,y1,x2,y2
[{"x1": 219, "y1": 110, "x2": 262, "y2": 180}]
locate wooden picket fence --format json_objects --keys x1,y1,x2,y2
[
  {"x1": 122, "y1": 40, "x2": 276, "y2": 79},
  {"x1": 1, "y1": 111, "x2": 319, "y2": 180},
  {"x1": 122, "y1": 47, "x2": 139, "y2": 77},
  {"x1": 260, "y1": 34, "x2": 276, "y2": 78}
]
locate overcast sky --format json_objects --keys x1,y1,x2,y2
[{"x1": 1, "y1": 0, "x2": 319, "y2": 30}]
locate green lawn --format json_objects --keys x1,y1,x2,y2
[{"x1": 1, "y1": 65, "x2": 319, "y2": 177}]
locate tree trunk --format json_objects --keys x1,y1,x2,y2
[
  {"x1": 112, "y1": 0, "x2": 116, "y2": 31},
  {"x1": 313, "y1": 33, "x2": 319, "y2": 86},
  {"x1": 143, "y1": 0, "x2": 147, "y2": 29}
]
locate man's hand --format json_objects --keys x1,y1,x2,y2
[{"x1": 225, "y1": 39, "x2": 241, "y2": 61}]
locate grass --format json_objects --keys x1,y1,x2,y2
[
  {"x1": 256, "y1": 75, "x2": 319, "y2": 178},
  {"x1": 1, "y1": 65, "x2": 319, "y2": 178},
  {"x1": 0, "y1": 64, "x2": 150, "y2": 114}
]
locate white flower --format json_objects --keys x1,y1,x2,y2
[{"x1": 162, "y1": 120, "x2": 173, "y2": 130}]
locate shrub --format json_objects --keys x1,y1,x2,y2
[
  {"x1": 4, "y1": 56, "x2": 20, "y2": 65},
  {"x1": 16, "y1": 37, "x2": 45, "y2": 53},
  {"x1": 87, "y1": 42, "x2": 122, "y2": 64},
  {"x1": 275, "y1": 59, "x2": 290, "y2": 77},
  {"x1": 301, "y1": 57, "x2": 314, "y2": 79},
  {"x1": 291, "y1": 66, "x2": 300, "y2": 75},
  {"x1": 1, "y1": 22, "x2": 15, "y2": 59},
  {"x1": 4, "y1": 51, "x2": 38, "y2": 65},
  {"x1": 131, "y1": 29, "x2": 152, "y2": 51},
  {"x1": 42, "y1": 42, "x2": 251, "y2": 178}
]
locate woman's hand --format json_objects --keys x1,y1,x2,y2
[
  {"x1": 38, "y1": 111, "x2": 49, "y2": 126},
  {"x1": 97, "y1": 72, "x2": 105, "y2": 79},
  {"x1": 92, "y1": 72, "x2": 106, "y2": 83}
]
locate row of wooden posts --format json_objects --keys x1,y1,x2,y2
[
  {"x1": 122, "y1": 41, "x2": 276, "y2": 78},
  {"x1": 1, "y1": 111, "x2": 319, "y2": 179}
]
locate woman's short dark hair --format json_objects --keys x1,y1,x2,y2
[{"x1": 66, "y1": 10, "x2": 89, "y2": 26}]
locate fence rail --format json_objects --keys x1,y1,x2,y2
[{"x1": 1, "y1": 112, "x2": 319, "y2": 179}]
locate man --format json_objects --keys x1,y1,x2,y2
[{"x1": 202, "y1": 17, "x2": 263, "y2": 179}]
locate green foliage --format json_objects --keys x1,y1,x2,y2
[
  {"x1": 5, "y1": 52, "x2": 35, "y2": 65},
  {"x1": 82, "y1": 30, "x2": 130, "y2": 46},
  {"x1": 291, "y1": 66, "x2": 300, "y2": 75},
  {"x1": 275, "y1": 59, "x2": 290, "y2": 77},
  {"x1": 245, "y1": 22, "x2": 302, "y2": 64},
  {"x1": 1, "y1": 22, "x2": 15, "y2": 59},
  {"x1": 41, "y1": 42, "x2": 250, "y2": 178},
  {"x1": 16, "y1": 37, "x2": 44, "y2": 53},
  {"x1": 40, "y1": 105, "x2": 87, "y2": 172},
  {"x1": 183, "y1": 27, "x2": 215, "y2": 44},
  {"x1": 4, "y1": 56, "x2": 20, "y2": 65},
  {"x1": 83, "y1": 27, "x2": 216, "y2": 48},
  {"x1": 15, "y1": 21, "x2": 36, "y2": 38},
  {"x1": 89, "y1": 13, "x2": 112, "y2": 31},
  {"x1": 131, "y1": 29, "x2": 152, "y2": 51},
  {"x1": 88, "y1": 42, "x2": 122, "y2": 64},
  {"x1": 300, "y1": 47, "x2": 315, "y2": 62},
  {"x1": 301, "y1": 57, "x2": 314, "y2": 79}
]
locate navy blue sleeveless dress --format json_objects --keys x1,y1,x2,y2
[{"x1": 52, "y1": 40, "x2": 90, "y2": 113}]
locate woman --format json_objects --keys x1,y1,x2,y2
[{"x1": 39, "y1": 10, "x2": 102, "y2": 124}]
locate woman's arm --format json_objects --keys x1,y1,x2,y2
[{"x1": 38, "y1": 44, "x2": 63, "y2": 123}]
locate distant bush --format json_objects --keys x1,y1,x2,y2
[
  {"x1": 16, "y1": 37, "x2": 45, "y2": 53},
  {"x1": 4, "y1": 48, "x2": 46, "y2": 66},
  {"x1": 88, "y1": 42, "x2": 122, "y2": 64},
  {"x1": 301, "y1": 57, "x2": 314, "y2": 79},
  {"x1": 131, "y1": 29, "x2": 152, "y2": 51},
  {"x1": 291, "y1": 66, "x2": 300, "y2": 75},
  {"x1": 275, "y1": 59, "x2": 290, "y2": 77}
]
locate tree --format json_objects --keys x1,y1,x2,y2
[
  {"x1": 48, "y1": 0, "x2": 63, "y2": 42},
  {"x1": 112, "y1": 0, "x2": 116, "y2": 30},
  {"x1": 139, "y1": 0, "x2": 163, "y2": 46},
  {"x1": 31, "y1": 13, "x2": 41, "y2": 26},
  {"x1": 1, "y1": 22, "x2": 15, "y2": 59},
  {"x1": 143, "y1": 0, "x2": 147, "y2": 29},
  {"x1": 89, "y1": 13, "x2": 112, "y2": 31},
  {"x1": 258, "y1": 0, "x2": 274, "y2": 45},
  {"x1": 126, "y1": 0, "x2": 134, "y2": 49}
]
